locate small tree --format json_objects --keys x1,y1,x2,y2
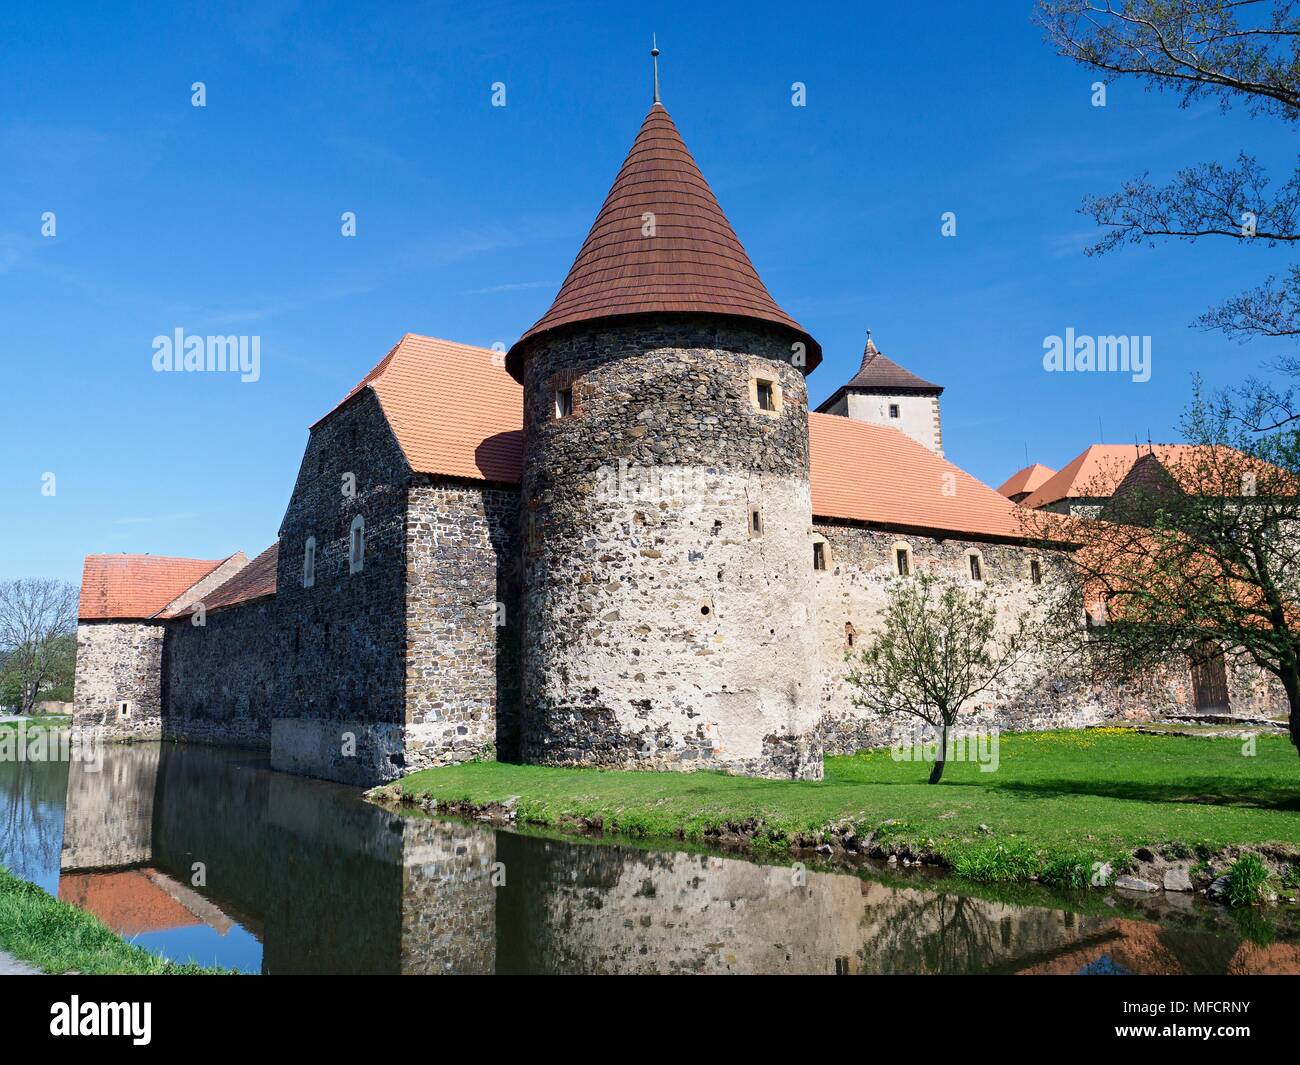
[
  {"x1": 845, "y1": 574, "x2": 1039, "y2": 783},
  {"x1": 0, "y1": 579, "x2": 78, "y2": 714}
]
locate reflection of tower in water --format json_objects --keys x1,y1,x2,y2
[{"x1": 42, "y1": 744, "x2": 1298, "y2": 975}]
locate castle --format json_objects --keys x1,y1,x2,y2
[{"x1": 72, "y1": 98, "x2": 1281, "y2": 786}]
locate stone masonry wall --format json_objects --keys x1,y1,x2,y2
[
  {"x1": 73, "y1": 621, "x2": 164, "y2": 740},
  {"x1": 155, "y1": 390, "x2": 524, "y2": 784},
  {"x1": 162, "y1": 597, "x2": 280, "y2": 749},
  {"x1": 404, "y1": 478, "x2": 521, "y2": 770},
  {"x1": 270, "y1": 388, "x2": 413, "y2": 785},
  {"x1": 519, "y1": 318, "x2": 822, "y2": 779},
  {"x1": 812, "y1": 522, "x2": 1286, "y2": 753}
]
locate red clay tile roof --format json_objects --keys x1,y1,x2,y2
[
  {"x1": 1019, "y1": 444, "x2": 1202, "y2": 509},
  {"x1": 316, "y1": 334, "x2": 524, "y2": 483},
  {"x1": 79, "y1": 554, "x2": 228, "y2": 621},
  {"x1": 58, "y1": 870, "x2": 202, "y2": 937},
  {"x1": 177, "y1": 542, "x2": 278, "y2": 615},
  {"x1": 317, "y1": 334, "x2": 1025, "y2": 540},
  {"x1": 997, "y1": 462, "x2": 1057, "y2": 499},
  {"x1": 507, "y1": 103, "x2": 820, "y2": 380},
  {"x1": 809, "y1": 413, "x2": 1027, "y2": 540}
]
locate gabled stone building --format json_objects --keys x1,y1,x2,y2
[{"x1": 77, "y1": 97, "x2": 1262, "y2": 786}]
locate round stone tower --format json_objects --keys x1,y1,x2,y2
[{"x1": 506, "y1": 100, "x2": 824, "y2": 780}]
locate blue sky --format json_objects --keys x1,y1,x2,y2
[{"x1": 2, "y1": 1, "x2": 1293, "y2": 582}]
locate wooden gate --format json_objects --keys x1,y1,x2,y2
[{"x1": 1191, "y1": 647, "x2": 1230, "y2": 715}]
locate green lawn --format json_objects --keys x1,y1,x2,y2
[
  {"x1": 0, "y1": 866, "x2": 230, "y2": 975},
  {"x1": 0, "y1": 714, "x2": 71, "y2": 732},
  {"x1": 395, "y1": 729, "x2": 1300, "y2": 885}
]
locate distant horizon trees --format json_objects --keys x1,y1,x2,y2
[{"x1": 0, "y1": 579, "x2": 78, "y2": 714}]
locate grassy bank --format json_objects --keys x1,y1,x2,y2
[
  {"x1": 0, "y1": 866, "x2": 230, "y2": 975},
  {"x1": 390, "y1": 729, "x2": 1300, "y2": 889},
  {"x1": 0, "y1": 714, "x2": 71, "y2": 732}
]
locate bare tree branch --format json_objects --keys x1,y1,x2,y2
[
  {"x1": 1082, "y1": 154, "x2": 1300, "y2": 254},
  {"x1": 1197, "y1": 264, "x2": 1300, "y2": 341},
  {"x1": 1035, "y1": 1, "x2": 1300, "y2": 119}
]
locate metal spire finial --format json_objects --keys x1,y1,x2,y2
[{"x1": 651, "y1": 34, "x2": 661, "y2": 104}]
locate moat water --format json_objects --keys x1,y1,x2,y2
[{"x1": 1, "y1": 743, "x2": 1297, "y2": 974}]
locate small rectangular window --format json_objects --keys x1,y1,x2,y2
[
  {"x1": 1030, "y1": 559, "x2": 1042, "y2": 585},
  {"x1": 813, "y1": 542, "x2": 826, "y2": 571},
  {"x1": 749, "y1": 508, "x2": 763, "y2": 536},
  {"x1": 349, "y1": 515, "x2": 365, "y2": 574},
  {"x1": 755, "y1": 380, "x2": 774, "y2": 412},
  {"x1": 888, "y1": 404, "x2": 900, "y2": 419},
  {"x1": 969, "y1": 555, "x2": 982, "y2": 581},
  {"x1": 554, "y1": 388, "x2": 573, "y2": 418},
  {"x1": 895, "y1": 548, "x2": 909, "y2": 576},
  {"x1": 118, "y1": 701, "x2": 131, "y2": 719}
]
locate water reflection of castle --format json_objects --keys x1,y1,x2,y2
[{"x1": 57, "y1": 747, "x2": 1299, "y2": 975}]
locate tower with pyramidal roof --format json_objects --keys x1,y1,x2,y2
[
  {"x1": 816, "y1": 332, "x2": 944, "y2": 455},
  {"x1": 505, "y1": 69, "x2": 825, "y2": 779}
]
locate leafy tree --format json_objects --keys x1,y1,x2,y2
[
  {"x1": 844, "y1": 574, "x2": 1039, "y2": 783},
  {"x1": 1035, "y1": 1, "x2": 1300, "y2": 347},
  {"x1": 0, "y1": 579, "x2": 78, "y2": 714}
]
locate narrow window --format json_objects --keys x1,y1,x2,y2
[
  {"x1": 755, "y1": 380, "x2": 775, "y2": 412},
  {"x1": 1030, "y1": 559, "x2": 1042, "y2": 585},
  {"x1": 844, "y1": 622, "x2": 856, "y2": 649},
  {"x1": 303, "y1": 536, "x2": 316, "y2": 588},
  {"x1": 888, "y1": 403, "x2": 900, "y2": 419},
  {"x1": 554, "y1": 387, "x2": 573, "y2": 418},
  {"x1": 749, "y1": 507, "x2": 763, "y2": 536},
  {"x1": 969, "y1": 553, "x2": 982, "y2": 581},
  {"x1": 349, "y1": 514, "x2": 365, "y2": 574},
  {"x1": 813, "y1": 542, "x2": 826, "y2": 571},
  {"x1": 895, "y1": 548, "x2": 910, "y2": 577},
  {"x1": 118, "y1": 701, "x2": 131, "y2": 719}
]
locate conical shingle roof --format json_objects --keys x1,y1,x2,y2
[{"x1": 506, "y1": 103, "x2": 819, "y2": 380}]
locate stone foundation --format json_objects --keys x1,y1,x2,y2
[{"x1": 270, "y1": 718, "x2": 408, "y2": 786}]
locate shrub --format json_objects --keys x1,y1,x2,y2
[
  {"x1": 1039, "y1": 849, "x2": 1100, "y2": 890},
  {"x1": 1224, "y1": 854, "x2": 1270, "y2": 906},
  {"x1": 950, "y1": 840, "x2": 1039, "y2": 883}
]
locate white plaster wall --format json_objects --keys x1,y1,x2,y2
[{"x1": 844, "y1": 392, "x2": 942, "y2": 454}]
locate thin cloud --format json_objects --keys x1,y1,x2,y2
[{"x1": 465, "y1": 280, "x2": 551, "y2": 295}]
